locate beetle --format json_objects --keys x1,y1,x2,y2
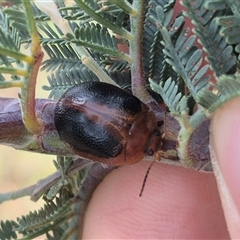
[{"x1": 54, "y1": 82, "x2": 162, "y2": 166}]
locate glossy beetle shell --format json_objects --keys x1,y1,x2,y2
[{"x1": 54, "y1": 82, "x2": 161, "y2": 166}]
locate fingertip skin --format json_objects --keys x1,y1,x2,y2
[
  {"x1": 211, "y1": 97, "x2": 240, "y2": 215},
  {"x1": 211, "y1": 97, "x2": 240, "y2": 238},
  {"x1": 83, "y1": 161, "x2": 229, "y2": 239}
]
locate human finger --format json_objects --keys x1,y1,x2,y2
[
  {"x1": 210, "y1": 97, "x2": 240, "y2": 239},
  {"x1": 83, "y1": 161, "x2": 229, "y2": 239}
]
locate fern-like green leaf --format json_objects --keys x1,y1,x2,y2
[
  {"x1": 197, "y1": 74, "x2": 240, "y2": 113},
  {"x1": 182, "y1": 0, "x2": 236, "y2": 76},
  {"x1": 0, "y1": 11, "x2": 23, "y2": 80},
  {"x1": 59, "y1": 5, "x2": 87, "y2": 21},
  {"x1": 3, "y1": 6, "x2": 29, "y2": 40},
  {"x1": 150, "y1": 77, "x2": 188, "y2": 114},
  {"x1": 41, "y1": 40, "x2": 81, "y2": 72},
  {"x1": 74, "y1": 0, "x2": 132, "y2": 40},
  {"x1": 207, "y1": 1, "x2": 240, "y2": 59},
  {"x1": 43, "y1": 67, "x2": 99, "y2": 99},
  {"x1": 0, "y1": 12, "x2": 22, "y2": 56},
  {"x1": 108, "y1": 68, "x2": 132, "y2": 90},
  {"x1": 0, "y1": 220, "x2": 18, "y2": 240},
  {"x1": 107, "y1": 0, "x2": 137, "y2": 15},
  {"x1": 38, "y1": 22, "x2": 63, "y2": 40},
  {"x1": 149, "y1": 5, "x2": 210, "y2": 102},
  {"x1": 67, "y1": 22, "x2": 132, "y2": 62},
  {"x1": 32, "y1": 2, "x2": 50, "y2": 21},
  {"x1": 142, "y1": 0, "x2": 176, "y2": 81},
  {"x1": 13, "y1": 197, "x2": 73, "y2": 239}
]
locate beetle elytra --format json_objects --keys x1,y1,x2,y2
[{"x1": 55, "y1": 82, "x2": 162, "y2": 166}]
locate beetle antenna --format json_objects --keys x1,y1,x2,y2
[
  {"x1": 139, "y1": 108, "x2": 166, "y2": 197},
  {"x1": 139, "y1": 156, "x2": 158, "y2": 197}
]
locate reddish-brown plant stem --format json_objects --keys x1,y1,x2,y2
[
  {"x1": 21, "y1": 52, "x2": 44, "y2": 135},
  {"x1": 20, "y1": 0, "x2": 44, "y2": 135},
  {"x1": 130, "y1": 0, "x2": 152, "y2": 103}
]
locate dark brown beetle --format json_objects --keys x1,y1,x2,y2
[{"x1": 54, "y1": 82, "x2": 162, "y2": 166}]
